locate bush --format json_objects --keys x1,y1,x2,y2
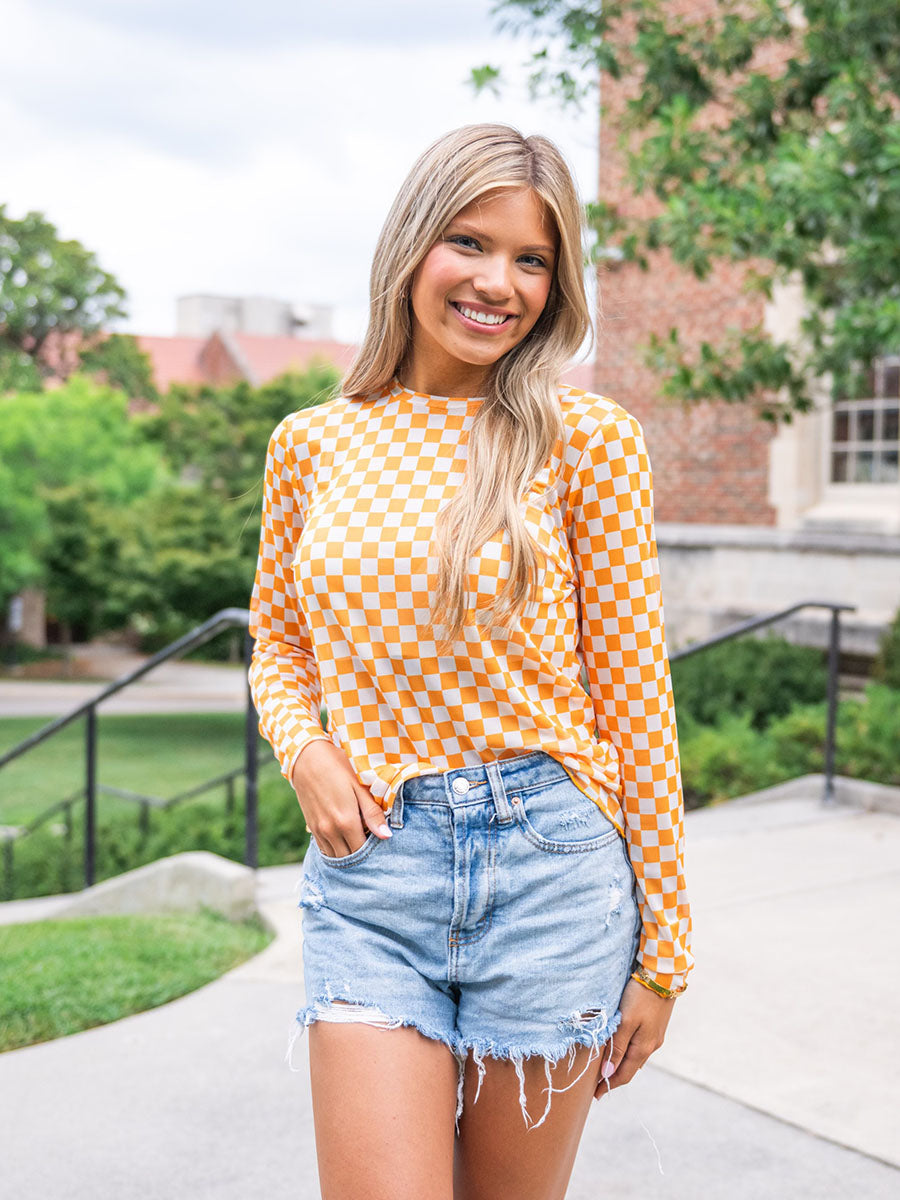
[
  {"x1": 671, "y1": 633, "x2": 828, "y2": 730},
  {"x1": 3, "y1": 774, "x2": 310, "y2": 901},
  {"x1": 679, "y1": 713, "x2": 783, "y2": 808},
  {"x1": 872, "y1": 608, "x2": 900, "y2": 690},
  {"x1": 679, "y1": 682, "x2": 900, "y2": 808}
]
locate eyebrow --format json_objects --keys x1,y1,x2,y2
[{"x1": 445, "y1": 221, "x2": 557, "y2": 259}]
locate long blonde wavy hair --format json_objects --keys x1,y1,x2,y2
[{"x1": 342, "y1": 123, "x2": 592, "y2": 654}]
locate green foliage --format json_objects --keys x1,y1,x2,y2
[
  {"x1": 77, "y1": 332, "x2": 159, "y2": 402},
  {"x1": 0, "y1": 910, "x2": 271, "y2": 1051},
  {"x1": 678, "y1": 682, "x2": 900, "y2": 807},
  {"x1": 5, "y1": 773, "x2": 307, "y2": 901},
  {"x1": 671, "y1": 633, "x2": 828, "y2": 730},
  {"x1": 0, "y1": 362, "x2": 339, "y2": 643},
  {"x1": 872, "y1": 608, "x2": 900, "y2": 689},
  {"x1": 477, "y1": 0, "x2": 900, "y2": 418},
  {"x1": 0, "y1": 375, "x2": 166, "y2": 614},
  {"x1": 0, "y1": 204, "x2": 127, "y2": 387},
  {"x1": 678, "y1": 712, "x2": 784, "y2": 807}
]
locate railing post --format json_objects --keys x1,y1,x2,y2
[
  {"x1": 84, "y1": 705, "x2": 97, "y2": 887},
  {"x1": 243, "y1": 631, "x2": 259, "y2": 870},
  {"x1": 823, "y1": 607, "x2": 841, "y2": 805}
]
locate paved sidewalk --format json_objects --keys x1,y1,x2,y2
[
  {"x1": 0, "y1": 642, "x2": 247, "y2": 717},
  {"x1": 1, "y1": 790, "x2": 898, "y2": 1198}
]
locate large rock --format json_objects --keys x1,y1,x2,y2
[{"x1": 56, "y1": 851, "x2": 257, "y2": 922}]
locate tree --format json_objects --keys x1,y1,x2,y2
[
  {"x1": 77, "y1": 332, "x2": 159, "y2": 402},
  {"x1": 477, "y1": 0, "x2": 900, "y2": 418},
  {"x1": 0, "y1": 205, "x2": 127, "y2": 390},
  {"x1": 0, "y1": 375, "x2": 165, "y2": 625}
]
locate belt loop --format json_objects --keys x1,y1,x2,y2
[
  {"x1": 485, "y1": 760, "x2": 512, "y2": 824},
  {"x1": 388, "y1": 779, "x2": 406, "y2": 829}
]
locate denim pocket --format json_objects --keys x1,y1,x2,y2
[
  {"x1": 314, "y1": 832, "x2": 379, "y2": 868},
  {"x1": 509, "y1": 776, "x2": 620, "y2": 854}
]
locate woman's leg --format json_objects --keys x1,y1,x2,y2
[
  {"x1": 309, "y1": 1020, "x2": 460, "y2": 1200},
  {"x1": 453, "y1": 1044, "x2": 602, "y2": 1200}
]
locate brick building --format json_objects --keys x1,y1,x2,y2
[{"x1": 591, "y1": 0, "x2": 899, "y2": 654}]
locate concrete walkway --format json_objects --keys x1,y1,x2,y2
[
  {"x1": 1, "y1": 782, "x2": 898, "y2": 1198},
  {"x1": 0, "y1": 642, "x2": 247, "y2": 717}
]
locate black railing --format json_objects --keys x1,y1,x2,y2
[
  {"x1": 1, "y1": 598, "x2": 855, "y2": 902},
  {"x1": 0, "y1": 608, "x2": 259, "y2": 896},
  {"x1": 669, "y1": 600, "x2": 856, "y2": 803}
]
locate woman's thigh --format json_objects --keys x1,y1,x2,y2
[
  {"x1": 309, "y1": 1021, "x2": 459, "y2": 1200},
  {"x1": 453, "y1": 1045, "x2": 601, "y2": 1200}
]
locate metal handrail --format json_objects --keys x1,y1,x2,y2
[
  {"x1": 1, "y1": 597, "x2": 857, "y2": 900},
  {"x1": 669, "y1": 600, "x2": 856, "y2": 803},
  {"x1": 0, "y1": 608, "x2": 258, "y2": 894}
]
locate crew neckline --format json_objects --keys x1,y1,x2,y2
[{"x1": 389, "y1": 377, "x2": 486, "y2": 414}]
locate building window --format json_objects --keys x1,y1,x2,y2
[{"x1": 831, "y1": 356, "x2": 900, "y2": 483}]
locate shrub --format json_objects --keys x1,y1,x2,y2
[
  {"x1": 679, "y1": 713, "x2": 783, "y2": 808},
  {"x1": 3, "y1": 774, "x2": 310, "y2": 901},
  {"x1": 872, "y1": 608, "x2": 900, "y2": 690},
  {"x1": 671, "y1": 633, "x2": 828, "y2": 730}
]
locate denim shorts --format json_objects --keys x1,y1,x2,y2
[{"x1": 292, "y1": 750, "x2": 641, "y2": 1129}]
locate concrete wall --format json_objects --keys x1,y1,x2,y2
[{"x1": 658, "y1": 523, "x2": 900, "y2": 656}]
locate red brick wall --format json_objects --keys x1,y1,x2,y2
[{"x1": 593, "y1": 0, "x2": 796, "y2": 525}]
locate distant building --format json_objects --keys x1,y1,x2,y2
[{"x1": 176, "y1": 293, "x2": 334, "y2": 341}]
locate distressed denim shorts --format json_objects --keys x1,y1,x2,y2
[{"x1": 292, "y1": 750, "x2": 641, "y2": 1129}]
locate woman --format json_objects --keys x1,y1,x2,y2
[{"x1": 248, "y1": 123, "x2": 693, "y2": 1200}]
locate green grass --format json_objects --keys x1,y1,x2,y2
[
  {"x1": 0, "y1": 713, "x2": 268, "y2": 825},
  {"x1": 0, "y1": 909, "x2": 273, "y2": 1052}
]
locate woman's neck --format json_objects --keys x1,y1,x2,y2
[{"x1": 398, "y1": 358, "x2": 490, "y2": 399}]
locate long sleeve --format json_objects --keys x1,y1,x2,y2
[
  {"x1": 566, "y1": 409, "x2": 693, "y2": 996},
  {"x1": 248, "y1": 418, "x2": 331, "y2": 781}
]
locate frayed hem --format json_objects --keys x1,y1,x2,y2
[
  {"x1": 284, "y1": 992, "x2": 462, "y2": 1079},
  {"x1": 285, "y1": 993, "x2": 624, "y2": 1136},
  {"x1": 456, "y1": 1006, "x2": 624, "y2": 1132}
]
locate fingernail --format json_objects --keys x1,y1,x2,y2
[
  {"x1": 601, "y1": 1059, "x2": 617, "y2": 1079},
  {"x1": 377, "y1": 823, "x2": 392, "y2": 838}
]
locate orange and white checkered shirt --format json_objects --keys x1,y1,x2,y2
[{"x1": 248, "y1": 379, "x2": 693, "y2": 993}]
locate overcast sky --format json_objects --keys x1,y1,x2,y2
[{"x1": 1, "y1": 0, "x2": 598, "y2": 347}]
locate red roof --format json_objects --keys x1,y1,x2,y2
[
  {"x1": 135, "y1": 335, "x2": 208, "y2": 391},
  {"x1": 231, "y1": 334, "x2": 358, "y2": 384}
]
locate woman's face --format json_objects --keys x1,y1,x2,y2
[{"x1": 404, "y1": 186, "x2": 558, "y2": 395}]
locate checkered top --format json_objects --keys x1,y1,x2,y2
[{"x1": 248, "y1": 379, "x2": 693, "y2": 993}]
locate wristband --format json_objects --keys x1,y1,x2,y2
[{"x1": 631, "y1": 965, "x2": 687, "y2": 999}]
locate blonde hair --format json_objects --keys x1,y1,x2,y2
[{"x1": 342, "y1": 123, "x2": 592, "y2": 653}]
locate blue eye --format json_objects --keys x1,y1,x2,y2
[
  {"x1": 519, "y1": 254, "x2": 547, "y2": 269},
  {"x1": 448, "y1": 234, "x2": 480, "y2": 249}
]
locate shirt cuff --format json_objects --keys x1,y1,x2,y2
[{"x1": 283, "y1": 734, "x2": 333, "y2": 787}]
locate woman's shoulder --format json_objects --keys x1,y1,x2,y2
[
  {"x1": 556, "y1": 384, "x2": 645, "y2": 459},
  {"x1": 269, "y1": 391, "x2": 356, "y2": 448}
]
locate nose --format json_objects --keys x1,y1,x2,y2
[{"x1": 472, "y1": 253, "x2": 513, "y2": 301}]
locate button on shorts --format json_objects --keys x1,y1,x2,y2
[{"x1": 293, "y1": 750, "x2": 641, "y2": 1128}]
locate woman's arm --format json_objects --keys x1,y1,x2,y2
[
  {"x1": 248, "y1": 418, "x2": 391, "y2": 855},
  {"x1": 566, "y1": 406, "x2": 693, "y2": 999},
  {"x1": 248, "y1": 418, "x2": 332, "y2": 778}
]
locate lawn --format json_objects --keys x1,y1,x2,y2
[
  {"x1": 0, "y1": 909, "x2": 273, "y2": 1052},
  {"x1": 0, "y1": 712, "x2": 271, "y2": 826}
]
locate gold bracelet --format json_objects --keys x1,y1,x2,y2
[{"x1": 631, "y1": 965, "x2": 687, "y2": 999}]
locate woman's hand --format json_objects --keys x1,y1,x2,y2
[
  {"x1": 291, "y1": 740, "x2": 393, "y2": 858},
  {"x1": 593, "y1": 977, "x2": 676, "y2": 1100}
]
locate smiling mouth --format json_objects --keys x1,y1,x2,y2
[{"x1": 450, "y1": 301, "x2": 515, "y2": 328}]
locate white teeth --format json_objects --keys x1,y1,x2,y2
[{"x1": 457, "y1": 304, "x2": 509, "y2": 326}]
